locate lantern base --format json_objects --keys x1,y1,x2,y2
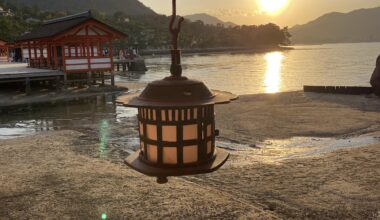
[{"x1": 125, "y1": 147, "x2": 229, "y2": 178}]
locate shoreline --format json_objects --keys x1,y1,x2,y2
[
  {"x1": 0, "y1": 86, "x2": 126, "y2": 108},
  {"x1": 0, "y1": 91, "x2": 379, "y2": 219},
  {"x1": 141, "y1": 45, "x2": 293, "y2": 56}
]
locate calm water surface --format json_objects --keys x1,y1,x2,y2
[
  {"x1": 1, "y1": 42, "x2": 380, "y2": 155},
  {"x1": 120, "y1": 42, "x2": 379, "y2": 95}
]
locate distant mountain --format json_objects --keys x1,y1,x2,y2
[
  {"x1": 290, "y1": 7, "x2": 380, "y2": 44},
  {"x1": 184, "y1": 13, "x2": 236, "y2": 27},
  {"x1": 5, "y1": 0, "x2": 156, "y2": 16}
]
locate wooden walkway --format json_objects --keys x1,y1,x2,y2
[{"x1": 0, "y1": 63, "x2": 64, "y2": 94}]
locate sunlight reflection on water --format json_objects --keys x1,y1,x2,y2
[
  {"x1": 264, "y1": 52, "x2": 283, "y2": 93},
  {"x1": 99, "y1": 119, "x2": 110, "y2": 159}
]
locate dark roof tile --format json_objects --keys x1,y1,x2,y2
[{"x1": 16, "y1": 11, "x2": 126, "y2": 42}]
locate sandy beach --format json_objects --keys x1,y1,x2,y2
[{"x1": 1, "y1": 91, "x2": 380, "y2": 219}]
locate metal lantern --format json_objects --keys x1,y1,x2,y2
[{"x1": 117, "y1": 0, "x2": 237, "y2": 183}]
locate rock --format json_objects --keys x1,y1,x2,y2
[{"x1": 370, "y1": 55, "x2": 380, "y2": 96}]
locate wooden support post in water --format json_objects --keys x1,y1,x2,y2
[
  {"x1": 25, "y1": 77, "x2": 31, "y2": 95},
  {"x1": 56, "y1": 76, "x2": 61, "y2": 92},
  {"x1": 63, "y1": 72, "x2": 68, "y2": 89},
  {"x1": 111, "y1": 72, "x2": 115, "y2": 86},
  {"x1": 117, "y1": 63, "x2": 120, "y2": 71},
  {"x1": 123, "y1": 63, "x2": 127, "y2": 72},
  {"x1": 27, "y1": 42, "x2": 32, "y2": 67},
  {"x1": 88, "y1": 71, "x2": 92, "y2": 87},
  {"x1": 101, "y1": 73, "x2": 105, "y2": 86},
  {"x1": 109, "y1": 38, "x2": 114, "y2": 86}
]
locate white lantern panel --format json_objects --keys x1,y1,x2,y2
[
  {"x1": 147, "y1": 145, "x2": 158, "y2": 163},
  {"x1": 152, "y1": 109, "x2": 156, "y2": 120},
  {"x1": 183, "y1": 145, "x2": 198, "y2": 164},
  {"x1": 141, "y1": 108, "x2": 145, "y2": 118},
  {"x1": 181, "y1": 109, "x2": 185, "y2": 120},
  {"x1": 183, "y1": 124, "x2": 198, "y2": 140},
  {"x1": 186, "y1": 109, "x2": 191, "y2": 120},
  {"x1": 168, "y1": 109, "x2": 173, "y2": 121},
  {"x1": 139, "y1": 122, "x2": 144, "y2": 135},
  {"x1": 175, "y1": 110, "x2": 179, "y2": 121},
  {"x1": 207, "y1": 124, "x2": 212, "y2": 137},
  {"x1": 163, "y1": 147, "x2": 177, "y2": 164},
  {"x1": 147, "y1": 124, "x2": 157, "y2": 140},
  {"x1": 207, "y1": 141, "x2": 212, "y2": 154},
  {"x1": 162, "y1": 126, "x2": 177, "y2": 142},
  {"x1": 161, "y1": 110, "x2": 166, "y2": 121},
  {"x1": 146, "y1": 109, "x2": 151, "y2": 120}
]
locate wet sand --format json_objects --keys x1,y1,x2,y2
[
  {"x1": 1, "y1": 91, "x2": 380, "y2": 219},
  {"x1": 0, "y1": 82, "x2": 146, "y2": 108}
]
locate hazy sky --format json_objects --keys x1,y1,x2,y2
[{"x1": 139, "y1": 0, "x2": 380, "y2": 27}]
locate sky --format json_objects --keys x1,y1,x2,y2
[{"x1": 139, "y1": 0, "x2": 380, "y2": 27}]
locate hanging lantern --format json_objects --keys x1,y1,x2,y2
[{"x1": 117, "y1": 0, "x2": 237, "y2": 183}]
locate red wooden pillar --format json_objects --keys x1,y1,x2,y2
[
  {"x1": 53, "y1": 44, "x2": 58, "y2": 69},
  {"x1": 86, "y1": 41, "x2": 93, "y2": 86},
  {"x1": 98, "y1": 42, "x2": 101, "y2": 56},
  {"x1": 90, "y1": 42, "x2": 94, "y2": 57},
  {"x1": 47, "y1": 43, "x2": 51, "y2": 68},
  {"x1": 39, "y1": 43, "x2": 44, "y2": 67},
  {"x1": 86, "y1": 42, "x2": 91, "y2": 70},
  {"x1": 109, "y1": 39, "x2": 113, "y2": 65},
  {"x1": 61, "y1": 43, "x2": 66, "y2": 72},
  {"x1": 80, "y1": 43, "x2": 84, "y2": 57},
  {"x1": 27, "y1": 41, "x2": 32, "y2": 67},
  {"x1": 109, "y1": 39, "x2": 114, "y2": 86},
  {"x1": 61, "y1": 43, "x2": 67, "y2": 86},
  {"x1": 75, "y1": 45, "x2": 78, "y2": 57},
  {"x1": 33, "y1": 41, "x2": 37, "y2": 67},
  {"x1": 68, "y1": 45, "x2": 72, "y2": 57},
  {"x1": 51, "y1": 44, "x2": 55, "y2": 68}
]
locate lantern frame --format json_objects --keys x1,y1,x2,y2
[{"x1": 137, "y1": 105, "x2": 216, "y2": 167}]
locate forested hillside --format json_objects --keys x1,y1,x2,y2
[
  {"x1": 0, "y1": 0, "x2": 291, "y2": 49},
  {"x1": 4, "y1": 0, "x2": 155, "y2": 16},
  {"x1": 290, "y1": 7, "x2": 380, "y2": 44}
]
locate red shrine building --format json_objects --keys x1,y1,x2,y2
[
  {"x1": 0, "y1": 38, "x2": 9, "y2": 63},
  {"x1": 15, "y1": 11, "x2": 127, "y2": 76}
]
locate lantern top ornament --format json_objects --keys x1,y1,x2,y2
[{"x1": 117, "y1": 0, "x2": 237, "y2": 107}]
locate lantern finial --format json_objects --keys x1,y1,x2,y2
[{"x1": 169, "y1": 0, "x2": 184, "y2": 77}]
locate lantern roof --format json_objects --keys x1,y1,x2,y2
[{"x1": 117, "y1": 76, "x2": 237, "y2": 107}]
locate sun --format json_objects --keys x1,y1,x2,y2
[{"x1": 257, "y1": 0, "x2": 288, "y2": 15}]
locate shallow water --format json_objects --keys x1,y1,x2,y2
[{"x1": 219, "y1": 135, "x2": 380, "y2": 165}]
